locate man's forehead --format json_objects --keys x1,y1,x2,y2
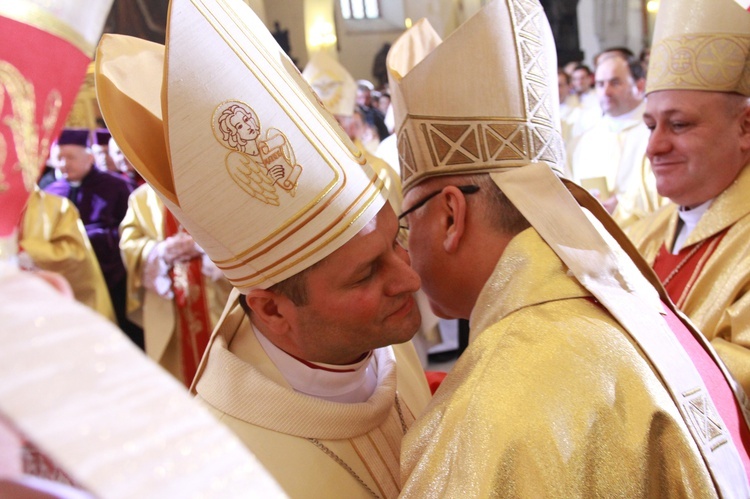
[
  {"x1": 312, "y1": 205, "x2": 392, "y2": 276},
  {"x1": 596, "y1": 59, "x2": 628, "y2": 79},
  {"x1": 58, "y1": 144, "x2": 88, "y2": 155},
  {"x1": 646, "y1": 89, "x2": 718, "y2": 112}
]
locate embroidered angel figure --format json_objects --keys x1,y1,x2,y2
[{"x1": 213, "y1": 101, "x2": 302, "y2": 206}]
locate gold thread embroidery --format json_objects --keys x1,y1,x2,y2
[
  {"x1": 226, "y1": 172, "x2": 385, "y2": 288},
  {"x1": 191, "y1": 0, "x2": 366, "y2": 267},
  {"x1": 681, "y1": 388, "x2": 728, "y2": 451},
  {"x1": 648, "y1": 34, "x2": 750, "y2": 93},
  {"x1": 212, "y1": 100, "x2": 302, "y2": 206},
  {"x1": 0, "y1": 61, "x2": 61, "y2": 194}
]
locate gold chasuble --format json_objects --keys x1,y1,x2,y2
[
  {"x1": 193, "y1": 294, "x2": 431, "y2": 498},
  {"x1": 20, "y1": 189, "x2": 115, "y2": 321},
  {"x1": 401, "y1": 229, "x2": 721, "y2": 497},
  {"x1": 120, "y1": 184, "x2": 232, "y2": 386},
  {"x1": 629, "y1": 164, "x2": 750, "y2": 394}
]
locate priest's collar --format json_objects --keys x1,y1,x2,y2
[
  {"x1": 673, "y1": 199, "x2": 713, "y2": 253},
  {"x1": 252, "y1": 324, "x2": 377, "y2": 403}
]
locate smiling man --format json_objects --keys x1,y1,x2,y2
[
  {"x1": 627, "y1": 0, "x2": 750, "y2": 394},
  {"x1": 95, "y1": 0, "x2": 430, "y2": 497}
]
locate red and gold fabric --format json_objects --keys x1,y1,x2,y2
[
  {"x1": 120, "y1": 184, "x2": 232, "y2": 387},
  {"x1": 629, "y1": 164, "x2": 750, "y2": 395},
  {"x1": 163, "y1": 208, "x2": 214, "y2": 385},
  {"x1": 0, "y1": 2, "x2": 103, "y2": 237}
]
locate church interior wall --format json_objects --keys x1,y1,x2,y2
[{"x1": 255, "y1": 0, "x2": 653, "y2": 82}]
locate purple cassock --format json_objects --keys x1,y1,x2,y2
[
  {"x1": 43, "y1": 128, "x2": 142, "y2": 348},
  {"x1": 44, "y1": 168, "x2": 132, "y2": 288}
]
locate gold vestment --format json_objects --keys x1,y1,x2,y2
[
  {"x1": 628, "y1": 164, "x2": 750, "y2": 394},
  {"x1": 400, "y1": 228, "x2": 718, "y2": 497},
  {"x1": 119, "y1": 184, "x2": 232, "y2": 384},
  {"x1": 20, "y1": 189, "x2": 114, "y2": 321}
]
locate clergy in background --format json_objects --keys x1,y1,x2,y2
[
  {"x1": 20, "y1": 188, "x2": 115, "y2": 321},
  {"x1": 44, "y1": 128, "x2": 141, "y2": 347},
  {"x1": 120, "y1": 183, "x2": 232, "y2": 387}
]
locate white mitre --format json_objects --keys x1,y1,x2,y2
[{"x1": 96, "y1": 0, "x2": 387, "y2": 292}]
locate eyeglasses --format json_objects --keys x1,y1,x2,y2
[{"x1": 397, "y1": 184, "x2": 480, "y2": 246}]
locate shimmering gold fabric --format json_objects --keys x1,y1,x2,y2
[
  {"x1": 119, "y1": 184, "x2": 232, "y2": 383},
  {"x1": 628, "y1": 164, "x2": 750, "y2": 395},
  {"x1": 193, "y1": 298, "x2": 431, "y2": 498},
  {"x1": 400, "y1": 228, "x2": 718, "y2": 497},
  {"x1": 20, "y1": 189, "x2": 114, "y2": 321}
]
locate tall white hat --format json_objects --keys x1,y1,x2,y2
[
  {"x1": 387, "y1": 0, "x2": 565, "y2": 193},
  {"x1": 96, "y1": 0, "x2": 386, "y2": 292},
  {"x1": 647, "y1": 0, "x2": 750, "y2": 95}
]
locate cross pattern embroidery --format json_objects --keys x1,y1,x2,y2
[{"x1": 682, "y1": 388, "x2": 727, "y2": 451}]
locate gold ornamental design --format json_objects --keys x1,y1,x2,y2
[
  {"x1": 681, "y1": 387, "x2": 728, "y2": 451},
  {"x1": 647, "y1": 34, "x2": 750, "y2": 94},
  {"x1": 397, "y1": 0, "x2": 564, "y2": 189},
  {"x1": 0, "y1": 60, "x2": 61, "y2": 194},
  {"x1": 212, "y1": 100, "x2": 303, "y2": 206}
]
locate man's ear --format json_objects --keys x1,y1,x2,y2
[
  {"x1": 244, "y1": 289, "x2": 295, "y2": 337},
  {"x1": 440, "y1": 186, "x2": 469, "y2": 254}
]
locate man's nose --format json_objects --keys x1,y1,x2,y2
[
  {"x1": 646, "y1": 124, "x2": 670, "y2": 159},
  {"x1": 385, "y1": 247, "x2": 421, "y2": 296}
]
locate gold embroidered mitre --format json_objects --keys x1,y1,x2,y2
[
  {"x1": 96, "y1": 0, "x2": 386, "y2": 292},
  {"x1": 387, "y1": 0, "x2": 565, "y2": 193},
  {"x1": 302, "y1": 51, "x2": 357, "y2": 117},
  {"x1": 646, "y1": 0, "x2": 750, "y2": 95}
]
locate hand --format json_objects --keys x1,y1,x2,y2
[
  {"x1": 268, "y1": 165, "x2": 286, "y2": 181},
  {"x1": 160, "y1": 233, "x2": 202, "y2": 266}
]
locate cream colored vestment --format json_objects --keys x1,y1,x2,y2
[{"x1": 193, "y1": 296, "x2": 431, "y2": 498}]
